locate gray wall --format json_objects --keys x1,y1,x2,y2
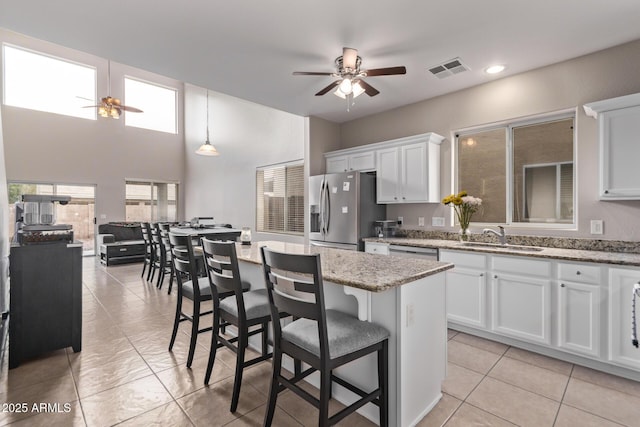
[
  {"x1": 333, "y1": 38, "x2": 640, "y2": 240},
  {"x1": 0, "y1": 29, "x2": 185, "y2": 226}
]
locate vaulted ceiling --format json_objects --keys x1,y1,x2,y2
[{"x1": 2, "y1": 0, "x2": 640, "y2": 123}]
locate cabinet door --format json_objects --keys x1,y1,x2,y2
[
  {"x1": 609, "y1": 268, "x2": 640, "y2": 369},
  {"x1": 558, "y1": 280, "x2": 601, "y2": 357},
  {"x1": 349, "y1": 151, "x2": 375, "y2": 171},
  {"x1": 326, "y1": 156, "x2": 348, "y2": 174},
  {"x1": 491, "y1": 273, "x2": 551, "y2": 344},
  {"x1": 376, "y1": 147, "x2": 400, "y2": 203},
  {"x1": 600, "y1": 105, "x2": 640, "y2": 199},
  {"x1": 400, "y1": 142, "x2": 428, "y2": 202},
  {"x1": 446, "y1": 267, "x2": 486, "y2": 328}
]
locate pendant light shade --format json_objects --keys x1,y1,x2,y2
[{"x1": 196, "y1": 90, "x2": 220, "y2": 156}]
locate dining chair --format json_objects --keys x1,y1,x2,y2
[
  {"x1": 140, "y1": 222, "x2": 154, "y2": 280},
  {"x1": 168, "y1": 232, "x2": 214, "y2": 367},
  {"x1": 201, "y1": 238, "x2": 285, "y2": 412},
  {"x1": 260, "y1": 247, "x2": 390, "y2": 427},
  {"x1": 153, "y1": 229, "x2": 173, "y2": 290}
]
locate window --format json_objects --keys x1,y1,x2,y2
[
  {"x1": 256, "y1": 161, "x2": 304, "y2": 235},
  {"x1": 125, "y1": 180, "x2": 178, "y2": 222},
  {"x1": 457, "y1": 113, "x2": 575, "y2": 227},
  {"x1": 3, "y1": 44, "x2": 96, "y2": 119},
  {"x1": 8, "y1": 182, "x2": 96, "y2": 255},
  {"x1": 124, "y1": 78, "x2": 177, "y2": 134}
]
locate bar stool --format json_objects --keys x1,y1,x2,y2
[
  {"x1": 260, "y1": 247, "x2": 389, "y2": 427},
  {"x1": 168, "y1": 232, "x2": 214, "y2": 368},
  {"x1": 201, "y1": 238, "x2": 287, "y2": 412},
  {"x1": 140, "y1": 222, "x2": 154, "y2": 280},
  {"x1": 153, "y1": 229, "x2": 174, "y2": 291}
]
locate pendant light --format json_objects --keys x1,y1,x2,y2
[{"x1": 195, "y1": 90, "x2": 220, "y2": 156}]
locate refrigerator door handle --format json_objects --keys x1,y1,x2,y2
[
  {"x1": 324, "y1": 181, "x2": 331, "y2": 233},
  {"x1": 320, "y1": 179, "x2": 326, "y2": 235}
]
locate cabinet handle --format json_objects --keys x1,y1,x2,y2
[
  {"x1": 394, "y1": 197, "x2": 398, "y2": 200},
  {"x1": 350, "y1": 168, "x2": 353, "y2": 170},
  {"x1": 604, "y1": 190, "x2": 609, "y2": 194},
  {"x1": 479, "y1": 273, "x2": 484, "y2": 277},
  {"x1": 494, "y1": 275, "x2": 498, "y2": 279},
  {"x1": 402, "y1": 196, "x2": 406, "y2": 200},
  {"x1": 561, "y1": 283, "x2": 565, "y2": 287},
  {"x1": 576, "y1": 271, "x2": 581, "y2": 275}
]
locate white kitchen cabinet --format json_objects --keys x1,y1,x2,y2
[
  {"x1": 584, "y1": 92, "x2": 640, "y2": 199},
  {"x1": 609, "y1": 267, "x2": 640, "y2": 370},
  {"x1": 364, "y1": 241, "x2": 390, "y2": 255},
  {"x1": 326, "y1": 151, "x2": 376, "y2": 173},
  {"x1": 490, "y1": 255, "x2": 552, "y2": 345},
  {"x1": 376, "y1": 141, "x2": 440, "y2": 204},
  {"x1": 440, "y1": 250, "x2": 487, "y2": 328},
  {"x1": 557, "y1": 262, "x2": 602, "y2": 357}
]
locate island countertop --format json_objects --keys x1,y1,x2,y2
[{"x1": 234, "y1": 241, "x2": 453, "y2": 292}]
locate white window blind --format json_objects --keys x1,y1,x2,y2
[{"x1": 256, "y1": 162, "x2": 304, "y2": 235}]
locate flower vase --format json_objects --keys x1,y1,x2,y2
[{"x1": 459, "y1": 228, "x2": 471, "y2": 242}]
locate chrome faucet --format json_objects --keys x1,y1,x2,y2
[{"x1": 483, "y1": 225, "x2": 507, "y2": 245}]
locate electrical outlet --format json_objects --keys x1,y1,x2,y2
[
  {"x1": 590, "y1": 219, "x2": 604, "y2": 235},
  {"x1": 432, "y1": 217, "x2": 445, "y2": 227},
  {"x1": 100, "y1": 214, "x2": 107, "y2": 219},
  {"x1": 418, "y1": 217, "x2": 425, "y2": 227},
  {"x1": 397, "y1": 216, "x2": 403, "y2": 226}
]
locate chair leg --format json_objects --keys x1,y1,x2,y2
[
  {"x1": 204, "y1": 311, "x2": 221, "y2": 385},
  {"x1": 141, "y1": 259, "x2": 147, "y2": 278},
  {"x1": 167, "y1": 267, "x2": 174, "y2": 295},
  {"x1": 169, "y1": 296, "x2": 182, "y2": 351},
  {"x1": 378, "y1": 340, "x2": 389, "y2": 427},
  {"x1": 319, "y1": 368, "x2": 331, "y2": 427},
  {"x1": 230, "y1": 335, "x2": 246, "y2": 412},
  {"x1": 156, "y1": 267, "x2": 164, "y2": 289},
  {"x1": 261, "y1": 322, "x2": 269, "y2": 357},
  {"x1": 146, "y1": 255, "x2": 154, "y2": 281},
  {"x1": 263, "y1": 349, "x2": 281, "y2": 427},
  {"x1": 186, "y1": 301, "x2": 200, "y2": 368}
]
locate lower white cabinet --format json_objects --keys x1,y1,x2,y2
[
  {"x1": 440, "y1": 250, "x2": 487, "y2": 328},
  {"x1": 364, "y1": 242, "x2": 390, "y2": 255},
  {"x1": 491, "y1": 272, "x2": 552, "y2": 345},
  {"x1": 609, "y1": 267, "x2": 640, "y2": 370},
  {"x1": 558, "y1": 280, "x2": 601, "y2": 357}
]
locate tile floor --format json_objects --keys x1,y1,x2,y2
[{"x1": 1, "y1": 258, "x2": 640, "y2": 426}]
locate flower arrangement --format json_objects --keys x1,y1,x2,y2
[{"x1": 442, "y1": 191, "x2": 483, "y2": 234}]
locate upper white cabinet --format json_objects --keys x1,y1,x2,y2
[
  {"x1": 326, "y1": 151, "x2": 376, "y2": 173},
  {"x1": 584, "y1": 93, "x2": 640, "y2": 200},
  {"x1": 324, "y1": 132, "x2": 444, "y2": 204}
]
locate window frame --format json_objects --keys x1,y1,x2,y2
[
  {"x1": 123, "y1": 76, "x2": 178, "y2": 134},
  {"x1": 453, "y1": 108, "x2": 577, "y2": 229},
  {"x1": 255, "y1": 160, "x2": 304, "y2": 236},
  {"x1": 125, "y1": 179, "x2": 179, "y2": 223}
]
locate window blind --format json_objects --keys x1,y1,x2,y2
[{"x1": 256, "y1": 162, "x2": 304, "y2": 235}]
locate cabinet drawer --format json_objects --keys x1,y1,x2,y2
[
  {"x1": 439, "y1": 250, "x2": 486, "y2": 269},
  {"x1": 365, "y1": 242, "x2": 390, "y2": 255},
  {"x1": 491, "y1": 255, "x2": 551, "y2": 277},
  {"x1": 558, "y1": 262, "x2": 602, "y2": 285}
]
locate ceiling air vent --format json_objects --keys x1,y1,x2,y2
[{"x1": 428, "y1": 57, "x2": 470, "y2": 79}]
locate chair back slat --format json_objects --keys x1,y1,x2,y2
[
  {"x1": 272, "y1": 290, "x2": 319, "y2": 321},
  {"x1": 169, "y1": 232, "x2": 201, "y2": 298}
]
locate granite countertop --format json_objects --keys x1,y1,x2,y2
[
  {"x1": 235, "y1": 241, "x2": 453, "y2": 292},
  {"x1": 364, "y1": 237, "x2": 640, "y2": 267}
]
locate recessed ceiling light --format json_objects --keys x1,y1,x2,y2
[{"x1": 485, "y1": 64, "x2": 506, "y2": 74}]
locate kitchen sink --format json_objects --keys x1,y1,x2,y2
[{"x1": 459, "y1": 242, "x2": 544, "y2": 252}]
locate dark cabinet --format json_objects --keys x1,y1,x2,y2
[{"x1": 9, "y1": 243, "x2": 82, "y2": 368}]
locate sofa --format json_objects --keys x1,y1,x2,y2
[{"x1": 98, "y1": 222, "x2": 145, "y2": 266}]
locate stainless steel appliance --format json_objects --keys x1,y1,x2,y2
[
  {"x1": 14, "y1": 195, "x2": 74, "y2": 245},
  {"x1": 374, "y1": 220, "x2": 398, "y2": 238},
  {"x1": 309, "y1": 172, "x2": 386, "y2": 251}
]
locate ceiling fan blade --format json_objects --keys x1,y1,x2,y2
[
  {"x1": 357, "y1": 79, "x2": 380, "y2": 97},
  {"x1": 315, "y1": 80, "x2": 340, "y2": 96},
  {"x1": 82, "y1": 105, "x2": 102, "y2": 108},
  {"x1": 120, "y1": 105, "x2": 143, "y2": 113},
  {"x1": 342, "y1": 47, "x2": 358, "y2": 69},
  {"x1": 365, "y1": 66, "x2": 407, "y2": 76},
  {"x1": 293, "y1": 71, "x2": 334, "y2": 76}
]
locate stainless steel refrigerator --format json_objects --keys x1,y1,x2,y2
[{"x1": 309, "y1": 172, "x2": 386, "y2": 251}]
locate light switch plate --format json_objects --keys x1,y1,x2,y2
[
  {"x1": 590, "y1": 219, "x2": 603, "y2": 235},
  {"x1": 432, "y1": 217, "x2": 445, "y2": 227},
  {"x1": 418, "y1": 217, "x2": 425, "y2": 227}
]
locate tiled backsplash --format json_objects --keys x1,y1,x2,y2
[{"x1": 396, "y1": 229, "x2": 640, "y2": 254}]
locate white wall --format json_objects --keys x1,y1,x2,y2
[
  {"x1": 0, "y1": 29, "x2": 185, "y2": 225},
  {"x1": 183, "y1": 84, "x2": 306, "y2": 243},
  {"x1": 335, "y1": 39, "x2": 640, "y2": 240}
]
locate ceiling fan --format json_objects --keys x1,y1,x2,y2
[
  {"x1": 293, "y1": 47, "x2": 406, "y2": 102},
  {"x1": 83, "y1": 61, "x2": 143, "y2": 119}
]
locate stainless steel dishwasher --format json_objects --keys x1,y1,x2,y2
[{"x1": 388, "y1": 244, "x2": 438, "y2": 260}]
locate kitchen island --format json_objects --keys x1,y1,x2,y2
[{"x1": 234, "y1": 241, "x2": 453, "y2": 427}]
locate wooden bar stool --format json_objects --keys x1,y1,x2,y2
[{"x1": 260, "y1": 247, "x2": 389, "y2": 427}]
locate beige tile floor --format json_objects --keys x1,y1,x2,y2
[{"x1": 1, "y1": 258, "x2": 640, "y2": 426}]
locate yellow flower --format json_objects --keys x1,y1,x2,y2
[{"x1": 457, "y1": 190, "x2": 468, "y2": 197}]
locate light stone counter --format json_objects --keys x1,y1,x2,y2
[
  {"x1": 364, "y1": 237, "x2": 640, "y2": 267},
  {"x1": 235, "y1": 240, "x2": 453, "y2": 292}
]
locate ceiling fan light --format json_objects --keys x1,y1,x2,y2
[
  {"x1": 196, "y1": 140, "x2": 220, "y2": 156},
  {"x1": 338, "y1": 78, "x2": 353, "y2": 95},
  {"x1": 352, "y1": 81, "x2": 365, "y2": 98},
  {"x1": 110, "y1": 108, "x2": 120, "y2": 119},
  {"x1": 98, "y1": 106, "x2": 108, "y2": 117},
  {"x1": 333, "y1": 87, "x2": 347, "y2": 99}
]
